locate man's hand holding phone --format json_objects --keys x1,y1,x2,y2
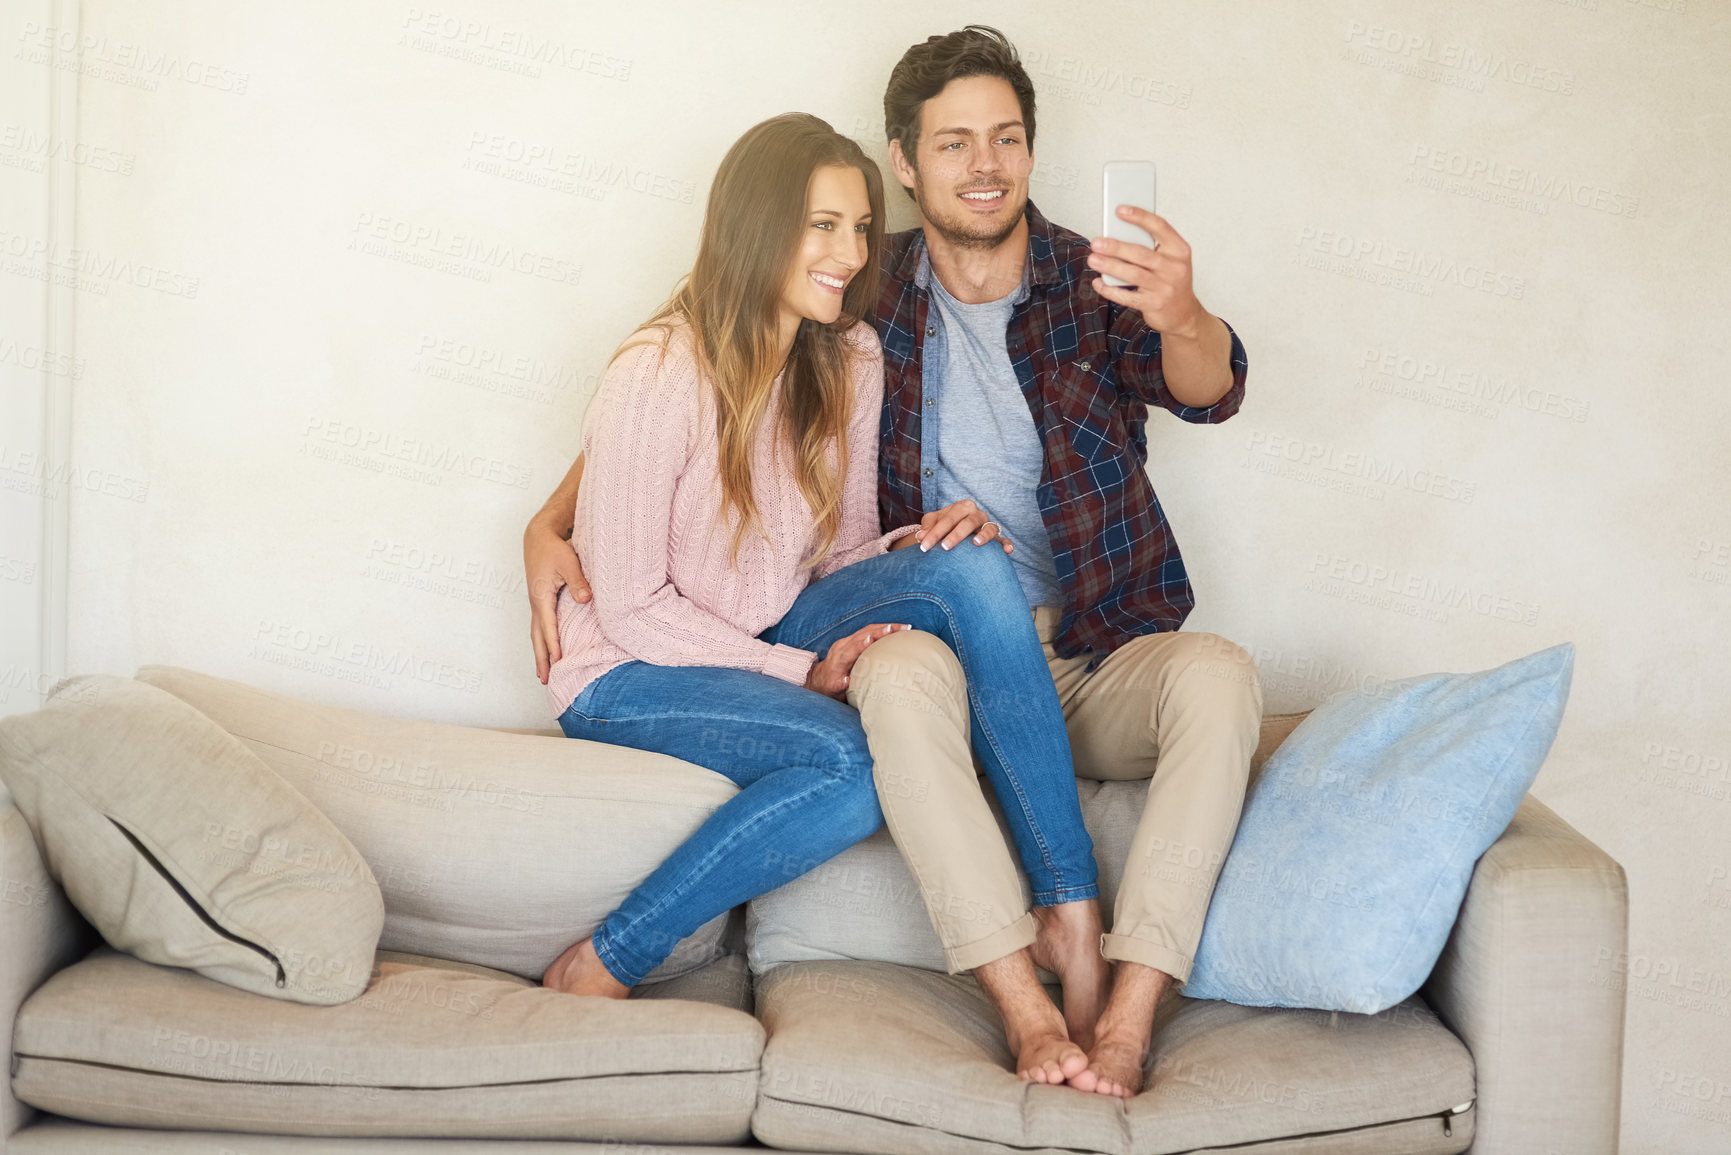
[
  {"x1": 1089, "y1": 159, "x2": 1234, "y2": 407},
  {"x1": 1089, "y1": 204, "x2": 1209, "y2": 343}
]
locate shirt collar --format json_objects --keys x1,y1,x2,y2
[{"x1": 896, "y1": 197, "x2": 1063, "y2": 304}]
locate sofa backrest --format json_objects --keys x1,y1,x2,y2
[{"x1": 133, "y1": 666, "x2": 740, "y2": 984}]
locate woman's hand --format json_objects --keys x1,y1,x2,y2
[
  {"x1": 525, "y1": 453, "x2": 592, "y2": 685},
  {"x1": 525, "y1": 522, "x2": 592, "y2": 685},
  {"x1": 804, "y1": 622, "x2": 911, "y2": 700},
  {"x1": 893, "y1": 498, "x2": 1014, "y2": 554}
]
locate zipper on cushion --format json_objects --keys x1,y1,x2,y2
[
  {"x1": 1441, "y1": 1099, "x2": 1473, "y2": 1137},
  {"x1": 106, "y1": 815, "x2": 288, "y2": 988}
]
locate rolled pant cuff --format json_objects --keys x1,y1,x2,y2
[
  {"x1": 1099, "y1": 932, "x2": 1193, "y2": 984},
  {"x1": 946, "y1": 911, "x2": 1038, "y2": 974}
]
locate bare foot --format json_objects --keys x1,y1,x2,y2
[
  {"x1": 541, "y1": 937, "x2": 631, "y2": 999},
  {"x1": 973, "y1": 948, "x2": 1090, "y2": 1086},
  {"x1": 1028, "y1": 899, "x2": 1112, "y2": 1051},
  {"x1": 1074, "y1": 1028, "x2": 1147, "y2": 1098},
  {"x1": 1073, "y1": 961, "x2": 1171, "y2": 1098},
  {"x1": 1009, "y1": 1015, "x2": 1090, "y2": 1086}
]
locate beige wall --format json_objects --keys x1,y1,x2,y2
[{"x1": 4, "y1": 0, "x2": 1727, "y2": 1149}]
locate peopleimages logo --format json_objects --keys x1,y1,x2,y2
[
  {"x1": 398, "y1": 8, "x2": 633, "y2": 81},
  {"x1": 0, "y1": 335, "x2": 84, "y2": 379},
  {"x1": 1245, "y1": 429, "x2": 1478, "y2": 504},
  {"x1": 0, "y1": 444, "x2": 150, "y2": 502},
  {"x1": 15, "y1": 21, "x2": 251, "y2": 94},
  {"x1": 0, "y1": 227, "x2": 200, "y2": 298},
  {"x1": 249, "y1": 619, "x2": 484, "y2": 695},
  {"x1": 1407, "y1": 145, "x2": 1638, "y2": 219},
  {"x1": 1359, "y1": 347, "x2": 1590, "y2": 423},
  {"x1": 1017, "y1": 47, "x2": 1193, "y2": 108},
  {"x1": 1307, "y1": 552, "x2": 1540, "y2": 625},
  {"x1": 1294, "y1": 227, "x2": 1526, "y2": 299},
  {"x1": 0, "y1": 123, "x2": 135, "y2": 174},
  {"x1": 347, "y1": 212, "x2": 582, "y2": 286},
  {"x1": 1344, "y1": 21, "x2": 1576, "y2": 94},
  {"x1": 300, "y1": 416, "x2": 534, "y2": 489},
  {"x1": 462, "y1": 132, "x2": 695, "y2": 203}
]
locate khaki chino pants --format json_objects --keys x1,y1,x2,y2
[{"x1": 846, "y1": 606, "x2": 1263, "y2": 983}]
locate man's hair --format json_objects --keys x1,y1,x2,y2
[{"x1": 882, "y1": 25, "x2": 1036, "y2": 200}]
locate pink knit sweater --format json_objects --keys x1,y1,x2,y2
[{"x1": 544, "y1": 319, "x2": 917, "y2": 718}]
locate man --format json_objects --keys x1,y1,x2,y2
[{"x1": 522, "y1": 26, "x2": 1261, "y2": 1097}]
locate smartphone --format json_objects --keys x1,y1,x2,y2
[{"x1": 1101, "y1": 161, "x2": 1157, "y2": 287}]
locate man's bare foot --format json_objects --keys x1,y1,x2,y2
[
  {"x1": 541, "y1": 937, "x2": 631, "y2": 999},
  {"x1": 1069, "y1": 960, "x2": 1171, "y2": 1098},
  {"x1": 973, "y1": 948, "x2": 1090, "y2": 1085},
  {"x1": 1028, "y1": 899, "x2": 1112, "y2": 1051},
  {"x1": 1070, "y1": 1029, "x2": 1146, "y2": 1098}
]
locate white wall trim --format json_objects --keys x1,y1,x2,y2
[{"x1": 38, "y1": 0, "x2": 81, "y2": 689}]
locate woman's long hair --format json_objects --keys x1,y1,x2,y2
[{"x1": 611, "y1": 113, "x2": 886, "y2": 569}]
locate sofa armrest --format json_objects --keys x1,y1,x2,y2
[
  {"x1": 1421, "y1": 793, "x2": 1628, "y2": 1155},
  {"x1": 0, "y1": 784, "x2": 98, "y2": 1151}
]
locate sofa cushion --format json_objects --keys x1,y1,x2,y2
[
  {"x1": 134, "y1": 664, "x2": 738, "y2": 983},
  {"x1": 0, "y1": 676, "x2": 383, "y2": 1005},
  {"x1": 746, "y1": 714, "x2": 1312, "y2": 975},
  {"x1": 13, "y1": 946, "x2": 762, "y2": 1143},
  {"x1": 1186, "y1": 644, "x2": 1575, "y2": 1013},
  {"x1": 751, "y1": 960, "x2": 1474, "y2": 1155}
]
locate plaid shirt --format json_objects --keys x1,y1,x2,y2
[{"x1": 872, "y1": 199, "x2": 1248, "y2": 664}]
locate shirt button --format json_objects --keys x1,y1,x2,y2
[
  {"x1": 923, "y1": 468, "x2": 933, "y2": 478},
  {"x1": 1077, "y1": 359, "x2": 1091, "y2": 372},
  {"x1": 926, "y1": 326, "x2": 936, "y2": 336},
  {"x1": 925, "y1": 397, "x2": 934, "y2": 407}
]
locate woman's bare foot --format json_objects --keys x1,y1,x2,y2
[
  {"x1": 1028, "y1": 899, "x2": 1112, "y2": 1051},
  {"x1": 973, "y1": 948, "x2": 1090, "y2": 1085},
  {"x1": 541, "y1": 937, "x2": 631, "y2": 999},
  {"x1": 1070, "y1": 960, "x2": 1171, "y2": 1097}
]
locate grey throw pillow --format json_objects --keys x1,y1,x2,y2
[{"x1": 0, "y1": 675, "x2": 384, "y2": 1004}]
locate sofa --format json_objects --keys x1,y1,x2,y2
[{"x1": 0, "y1": 665, "x2": 1628, "y2": 1155}]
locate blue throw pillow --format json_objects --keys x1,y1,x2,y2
[{"x1": 1183, "y1": 642, "x2": 1574, "y2": 1013}]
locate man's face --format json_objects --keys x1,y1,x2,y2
[{"x1": 892, "y1": 75, "x2": 1032, "y2": 252}]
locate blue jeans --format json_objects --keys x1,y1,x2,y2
[
  {"x1": 560, "y1": 541, "x2": 1096, "y2": 985},
  {"x1": 560, "y1": 661, "x2": 882, "y2": 987},
  {"x1": 763, "y1": 542, "x2": 1097, "y2": 906}
]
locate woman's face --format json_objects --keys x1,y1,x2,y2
[{"x1": 778, "y1": 163, "x2": 872, "y2": 329}]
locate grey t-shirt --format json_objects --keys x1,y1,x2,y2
[{"x1": 919, "y1": 250, "x2": 1062, "y2": 609}]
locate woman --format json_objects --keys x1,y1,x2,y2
[{"x1": 540, "y1": 113, "x2": 1099, "y2": 1086}]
